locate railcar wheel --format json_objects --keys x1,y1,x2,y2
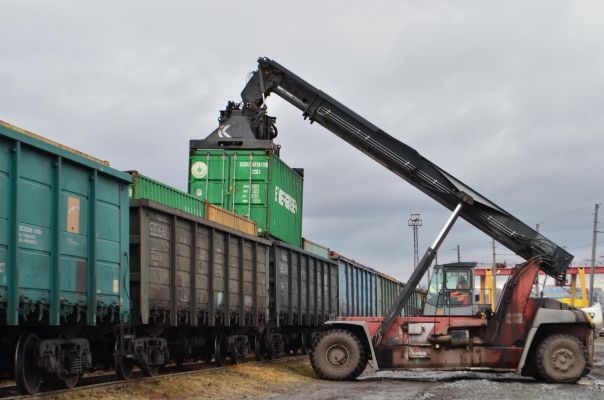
[
  {"x1": 175, "y1": 354, "x2": 186, "y2": 367},
  {"x1": 309, "y1": 329, "x2": 366, "y2": 381},
  {"x1": 285, "y1": 345, "x2": 299, "y2": 356},
  {"x1": 59, "y1": 374, "x2": 80, "y2": 389},
  {"x1": 141, "y1": 362, "x2": 159, "y2": 377},
  {"x1": 214, "y1": 334, "x2": 228, "y2": 367},
  {"x1": 254, "y1": 335, "x2": 265, "y2": 361},
  {"x1": 14, "y1": 332, "x2": 43, "y2": 395},
  {"x1": 301, "y1": 331, "x2": 309, "y2": 355},
  {"x1": 534, "y1": 334, "x2": 588, "y2": 383},
  {"x1": 266, "y1": 343, "x2": 276, "y2": 360},
  {"x1": 115, "y1": 354, "x2": 135, "y2": 380}
]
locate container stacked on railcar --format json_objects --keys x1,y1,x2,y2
[{"x1": 0, "y1": 120, "x2": 132, "y2": 394}]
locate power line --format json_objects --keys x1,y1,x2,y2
[
  {"x1": 537, "y1": 204, "x2": 593, "y2": 226},
  {"x1": 539, "y1": 211, "x2": 593, "y2": 231},
  {"x1": 566, "y1": 239, "x2": 604, "y2": 250}
]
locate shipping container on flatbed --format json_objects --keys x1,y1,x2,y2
[
  {"x1": 128, "y1": 171, "x2": 256, "y2": 235},
  {"x1": 269, "y1": 241, "x2": 338, "y2": 328},
  {"x1": 129, "y1": 199, "x2": 271, "y2": 328},
  {"x1": 0, "y1": 120, "x2": 132, "y2": 326},
  {"x1": 188, "y1": 149, "x2": 304, "y2": 247},
  {"x1": 330, "y1": 251, "x2": 376, "y2": 317}
]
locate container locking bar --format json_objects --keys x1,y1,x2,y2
[{"x1": 372, "y1": 201, "x2": 465, "y2": 347}]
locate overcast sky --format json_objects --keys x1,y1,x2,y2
[{"x1": 2, "y1": 1, "x2": 603, "y2": 287}]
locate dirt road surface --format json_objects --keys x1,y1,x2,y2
[
  {"x1": 63, "y1": 338, "x2": 602, "y2": 399},
  {"x1": 280, "y1": 337, "x2": 604, "y2": 400}
]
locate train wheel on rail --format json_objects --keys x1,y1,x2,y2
[
  {"x1": 254, "y1": 335, "x2": 265, "y2": 361},
  {"x1": 175, "y1": 354, "x2": 186, "y2": 368},
  {"x1": 115, "y1": 353, "x2": 135, "y2": 380},
  {"x1": 285, "y1": 344, "x2": 299, "y2": 356},
  {"x1": 141, "y1": 362, "x2": 159, "y2": 377},
  {"x1": 140, "y1": 359, "x2": 159, "y2": 377},
  {"x1": 214, "y1": 334, "x2": 228, "y2": 367},
  {"x1": 534, "y1": 334, "x2": 588, "y2": 383},
  {"x1": 14, "y1": 332, "x2": 43, "y2": 395},
  {"x1": 309, "y1": 329, "x2": 367, "y2": 381},
  {"x1": 59, "y1": 374, "x2": 80, "y2": 389},
  {"x1": 301, "y1": 330, "x2": 309, "y2": 355},
  {"x1": 266, "y1": 343, "x2": 277, "y2": 360}
]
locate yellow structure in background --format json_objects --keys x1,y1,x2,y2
[
  {"x1": 476, "y1": 267, "x2": 591, "y2": 310},
  {"x1": 476, "y1": 269, "x2": 495, "y2": 312}
]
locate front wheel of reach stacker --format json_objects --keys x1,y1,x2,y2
[
  {"x1": 309, "y1": 329, "x2": 367, "y2": 381},
  {"x1": 534, "y1": 333, "x2": 588, "y2": 383}
]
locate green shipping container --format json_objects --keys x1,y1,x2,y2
[
  {"x1": 128, "y1": 171, "x2": 206, "y2": 218},
  {"x1": 188, "y1": 150, "x2": 304, "y2": 247},
  {"x1": 0, "y1": 120, "x2": 132, "y2": 326}
]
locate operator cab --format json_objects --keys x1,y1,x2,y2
[{"x1": 423, "y1": 262, "x2": 490, "y2": 317}]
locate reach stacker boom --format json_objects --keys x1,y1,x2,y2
[{"x1": 221, "y1": 57, "x2": 594, "y2": 383}]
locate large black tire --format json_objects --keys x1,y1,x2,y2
[
  {"x1": 309, "y1": 329, "x2": 367, "y2": 381},
  {"x1": 534, "y1": 334, "x2": 588, "y2": 383}
]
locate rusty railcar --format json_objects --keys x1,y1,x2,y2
[{"x1": 117, "y1": 199, "x2": 272, "y2": 377}]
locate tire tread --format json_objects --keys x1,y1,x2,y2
[
  {"x1": 309, "y1": 329, "x2": 367, "y2": 381},
  {"x1": 534, "y1": 333, "x2": 588, "y2": 383}
]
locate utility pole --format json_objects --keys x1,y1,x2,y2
[
  {"x1": 536, "y1": 222, "x2": 543, "y2": 233},
  {"x1": 409, "y1": 214, "x2": 426, "y2": 287},
  {"x1": 455, "y1": 245, "x2": 460, "y2": 262},
  {"x1": 408, "y1": 214, "x2": 422, "y2": 269},
  {"x1": 589, "y1": 204, "x2": 602, "y2": 307}
]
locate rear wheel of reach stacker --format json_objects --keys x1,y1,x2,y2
[
  {"x1": 309, "y1": 329, "x2": 367, "y2": 381},
  {"x1": 534, "y1": 334, "x2": 588, "y2": 383}
]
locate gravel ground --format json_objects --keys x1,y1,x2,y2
[{"x1": 278, "y1": 338, "x2": 604, "y2": 400}]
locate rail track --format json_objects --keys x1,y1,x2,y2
[{"x1": 0, "y1": 354, "x2": 308, "y2": 399}]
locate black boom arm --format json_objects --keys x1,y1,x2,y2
[{"x1": 239, "y1": 57, "x2": 573, "y2": 279}]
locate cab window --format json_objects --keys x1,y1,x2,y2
[{"x1": 426, "y1": 266, "x2": 444, "y2": 307}]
